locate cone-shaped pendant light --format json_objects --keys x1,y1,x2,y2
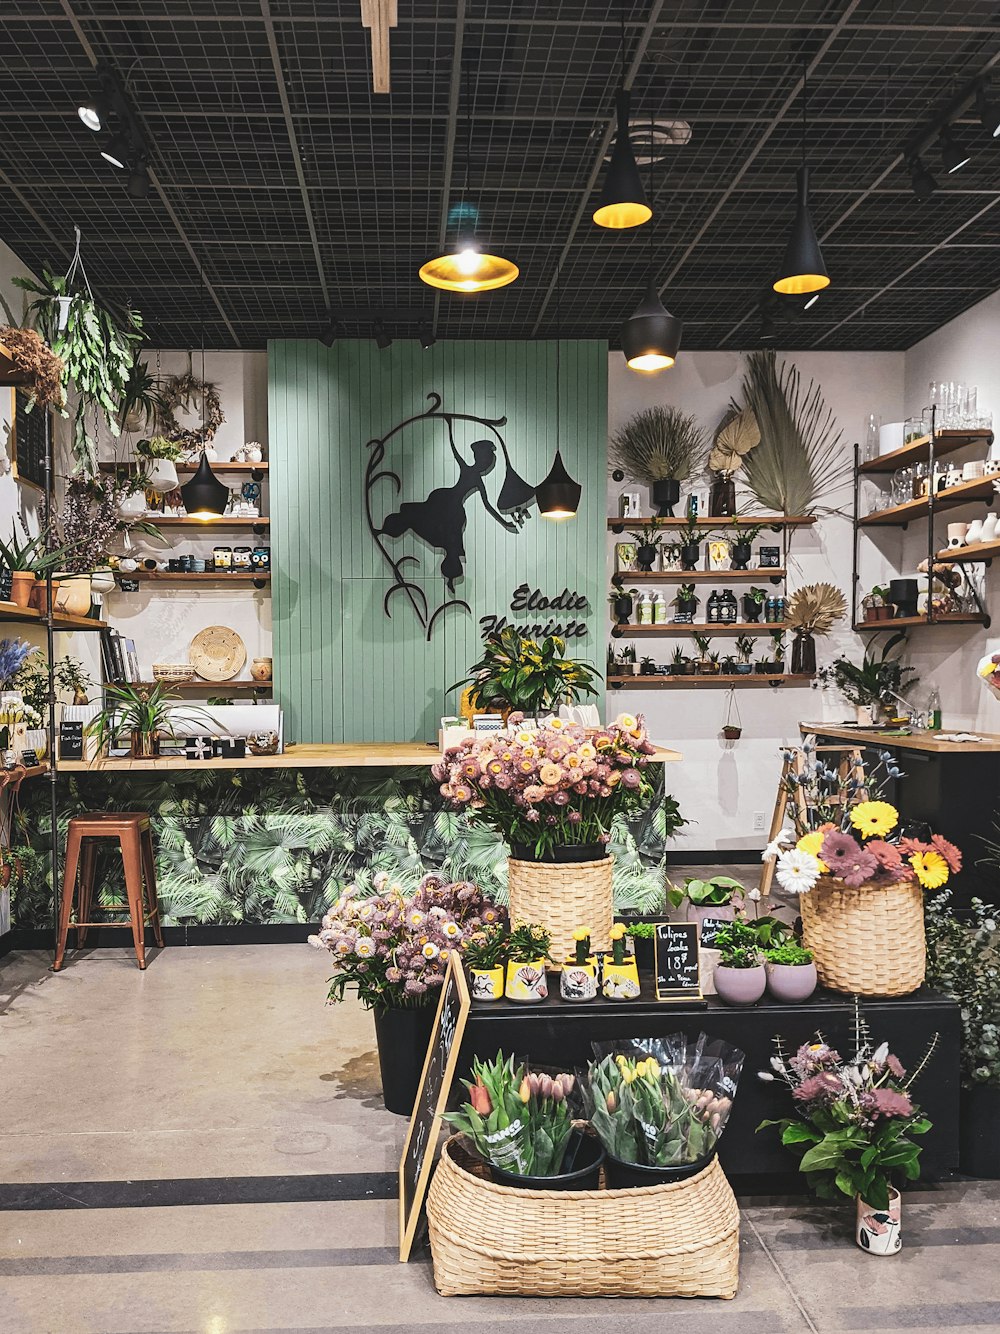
[
  {"x1": 535, "y1": 262, "x2": 581, "y2": 520},
  {"x1": 593, "y1": 90, "x2": 651, "y2": 229},
  {"x1": 181, "y1": 451, "x2": 229, "y2": 520},
  {"x1": 419, "y1": 61, "x2": 518, "y2": 293},
  {"x1": 773, "y1": 66, "x2": 830, "y2": 297},
  {"x1": 620, "y1": 112, "x2": 682, "y2": 372}
]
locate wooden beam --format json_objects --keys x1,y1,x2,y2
[{"x1": 361, "y1": 0, "x2": 397, "y2": 94}]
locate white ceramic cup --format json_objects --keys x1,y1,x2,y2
[
  {"x1": 948, "y1": 522, "x2": 969, "y2": 547},
  {"x1": 963, "y1": 460, "x2": 986, "y2": 480}
]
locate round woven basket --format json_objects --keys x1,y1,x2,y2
[
  {"x1": 800, "y1": 877, "x2": 925, "y2": 997},
  {"x1": 426, "y1": 1134, "x2": 739, "y2": 1299},
  {"x1": 507, "y1": 854, "x2": 613, "y2": 964}
]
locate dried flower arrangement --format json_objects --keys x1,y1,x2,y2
[
  {"x1": 0, "y1": 326, "x2": 65, "y2": 410},
  {"x1": 785, "y1": 582, "x2": 847, "y2": 634},
  {"x1": 158, "y1": 373, "x2": 225, "y2": 451},
  {"x1": 610, "y1": 405, "x2": 706, "y2": 486},
  {"x1": 708, "y1": 406, "x2": 760, "y2": 478},
  {"x1": 40, "y1": 475, "x2": 129, "y2": 574}
]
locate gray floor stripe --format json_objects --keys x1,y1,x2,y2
[
  {"x1": 763, "y1": 1226, "x2": 1000, "y2": 1250},
  {"x1": 0, "y1": 1246, "x2": 398, "y2": 1276},
  {"x1": 838, "y1": 1303, "x2": 1000, "y2": 1329},
  {"x1": 209, "y1": 1319, "x2": 792, "y2": 1334}
]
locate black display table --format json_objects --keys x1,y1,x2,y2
[{"x1": 458, "y1": 985, "x2": 960, "y2": 1181}]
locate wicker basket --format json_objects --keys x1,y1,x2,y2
[
  {"x1": 800, "y1": 877, "x2": 925, "y2": 997},
  {"x1": 426, "y1": 1135, "x2": 739, "y2": 1299},
  {"x1": 152, "y1": 663, "x2": 195, "y2": 683},
  {"x1": 507, "y1": 854, "x2": 613, "y2": 963}
]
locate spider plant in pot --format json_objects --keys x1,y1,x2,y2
[
  {"x1": 734, "y1": 635, "x2": 756, "y2": 674},
  {"x1": 712, "y1": 920, "x2": 766, "y2": 1006},
  {"x1": 610, "y1": 405, "x2": 706, "y2": 517},
  {"x1": 708, "y1": 407, "x2": 760, "y2": 516},
  {"x1": 730, "y1": 522, "x2": 764, "y2": 571},
  {"x1": 135, "y1": 435, "x2": 185, "y2": 493},
  {"x1": 785, "y1": 582, "x2": 846, "y2": 675},
  {"x1": 628, "y1": 522, "x2": 663, "y2": 572},
  {"x1": 678, "y1": 521, "x2": 702, "y2": 571},
  {"x1": 118, "y1": 358, "x2": 163, "y2": 434},
  {"x1": 673, "y1": 582, "x2": 698, "y2": 617},
  {"x1": 741, "y1": 585, "x2": 766, "y2": 622},
  {"x1": 85, "y1": 682, "x2": 206, "y2": 759},
  {"x1": 464, "y1": 923, "x2": 510, "y2": 1002}
]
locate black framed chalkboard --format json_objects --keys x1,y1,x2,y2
[
  {"x1": 654, "y1": 921, "x2": 704, "y2": 1004},
  {"x1": 10, "y1": 388, "x2": 51, "y2": 491},
  {"x1": 397, "y1": 953, "x2": 471, "y2": 1261},
  {"x1": 698, "y1": 916, "x2": 731, "y2": 950}
]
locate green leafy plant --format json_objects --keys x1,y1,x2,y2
[
  {"x1": 672, "y1": 583, "x2": 697, "y2": 608},
  {"x1": 731, "y1": 522, "x2": 764, "y2": 545},
  {"x1": 692, "y1": 633, "x2": 712, "y2": 659},
  {"x1": 13, "y1": 654, "x2": 92, "y2": 713},
  {"x1": 826, "y1": 631, "x2": 917, "y2": 709},
  {"x1": 572, "y1": 928, "x2": 593, "y2": 964},
  {"x1": 507, "y1": 921, "x2": 552, "y2": 963},
  {"x1": 0, "y1": 526, "x2": 77, "y2": 575},
  {"x1": 670, "y1": 646, "x2": 686, "y2": 667},
  {"x1": 85, "y1": 682, "x2": 203, "y2": 754},
  {"x1": 735, "y1": 635, "x2": 756, "y2": 664},
  {"x1": 713, "y1": 920, "x2": 764, "y2": 968},
  {"x1": 765, "y1": 943, "x2": 814, "y2": 966},
  {"x1": 452, "y1": 626, "x2": 599, "y2": 715},
  {"x1": 136, "y1": 435, "x2": 185, "y2": 462},
  {"x1": 678, "y1": 521, "x2": 704, "y2": 547},
  {"x1": 610, "y1": 405, "x2": 706, "y2": 486},
  {"x1": 924, "y1": 888, "x2": 1000, "y2": 1087},
  {"x1": 668, "y1": 874, "x2": 743, "y2": 909},
  {"x1": 625, "y1": 920, "x2": 656, "y2": 939},
  {"x1": 118, "y1": 358, "x2": 163, "y2": 432},
  {"x1": 462, "y1": 923, "x2": 510, "y2": 971},
  {"x1": 628, "y1": 521, "x2": 664, "y2": 549},
  {"x1": 745, "y1": 586, "x2": 767, "y2": 605},
  {"x1": 13, "y1": 268, "x2": 144, "y2": 474}
]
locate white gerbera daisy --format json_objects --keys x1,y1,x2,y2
[
  {"x1": 762, "y1": 828, "x2": 796, "y2": 862},
  {"x1": 774, "y1": 849, "x2": 820, "y2": 895}
]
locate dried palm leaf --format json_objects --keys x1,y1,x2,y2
[
  {"x1": 785, "y1": 582, "x2": 847, "y2": 635},
  {"x1": 709, "y1": 407, "x2": 760, "y2": 475},
  {"x1": 609, "y1": 405, "x2": 707, "y2": 485},
  {"x1": 739, "y1": 350, "x2": 851, "y2": 514}
]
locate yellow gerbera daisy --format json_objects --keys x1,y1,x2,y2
[
  {"x1": 850, "y1": 800, "x2": 899, "y2": 839},
  {"x1": 796, "y1": 830, "x2": 829, "y2": 872},
  {"x1": 910, "y1": 849, "x2": 949, "y2": 889}
]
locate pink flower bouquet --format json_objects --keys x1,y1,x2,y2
[{"x1": 432, "y1": 712, "x2": 658, "y2": 859}]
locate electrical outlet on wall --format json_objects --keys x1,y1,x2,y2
[{"x1": 752, "y1": 811, "x2": 766, "y2": 833}]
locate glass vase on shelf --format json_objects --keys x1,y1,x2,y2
[
  {"x1": 791, "y1": 630, "x2": 817, "y2": 676},
  {"x1": 863, "y1": 412, "x2": 880, "y2": 462}
]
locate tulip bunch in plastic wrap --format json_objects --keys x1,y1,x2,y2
[
  {"x1": 432, "y1": 712, "x2": 658, "y2": 859},
  {"x1": 443, "y1": 1052, "x2": 578, "y2": 1177},
  {"x1": 586, "y1": 1035, "x2": 745, "y2": 1168},
  {"x1": 308, "y1": 872, "x2": 503, "y2": 1012}
]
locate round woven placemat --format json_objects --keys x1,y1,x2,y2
[{"x1": 189, "y1": 626, "x2": 247, "y2": 681}]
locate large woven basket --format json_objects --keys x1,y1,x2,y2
[
  {"x1": 800, "y1": 877, "x2": 925, "y2": 997},
  {"x1": 507, "y1": 854, "x2": 613, "y2": 964},
  {"x1": 426, "y1": 1135, "x2": 739, "y2": 1299}
]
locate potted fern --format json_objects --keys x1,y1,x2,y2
[{"x1": 730, "y1": 522, "x2": 763, "y2": 571}]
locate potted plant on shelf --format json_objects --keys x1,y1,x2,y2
[
  {"x1": 601, "y1": 922, "x2": 640, "y2": 999},
  {"x1": 672, "y1": 582, "x2": 698, "y2": 618},
  {"x1": 610, "y1": 586, "x2": 638, "y2": 623},
  {"x1": 764, "y1": 942, "x2": 817, "y2": 1002},
  {"x1": 712, "y1": 920, "x2": 767, "y2": 1005},
  {"x1": 444, "y1": 1052, "x2": 602, "y2": 1189},
  {"x1": 708, "y1": 407, "x2": 761, "y2": 516},
  {"x1": 615, "y1": 643, "x2": 636, "y2": 677},
  {"x1": 560, "y1": 927, "x2": 599, "y2": 1001},
  {"x1": 720, "y1": 653, "x2": 738, "y2": 678},
  {"x1": 452, "y1": 627, "x2": 599, "y2": 721},
  {"x1": 667, "y1": 874, "x2": 744, "y2": 931},
  {"x1": 862, "y1": 584, "x2": 893, "y2": 623},
  {"x1": 758, "y1": 1010, "x2": 936, "y2": 1254},
  {"x1": 40, "y1": 475, "x2": 132, "y2": 617},
  {"x1": 136, "y1": 435, "x2": 185, "y2": 492},
  {"x1": 464, "y1": 923, "x2": 510, "y2": 1002},
  {"x1": 13, "y1": 653, "x2": 91, "y2": 711},
  {"x1": 309, "y1": 874, "x2": 505, "y2": 1114},
  {"x1": 768, "y1": 629, "x2": 786, "y2": 675},
  {"x1": 504, "y1": 922, "x2": 552, "y2": 1002},
  {"x1": 0, "y1": 528, "x2": 76, "y2": 609},
  {"x1": 693, "y1": 633, "x2": 715, "y2": 674},
  {"x1": 623, "y1": 919, "x2": 657, "y2": 973},
  {"x1": 669, "y1": 646, "x2": 687, "y2": 676},
  {"x1": 639, "y1": 654, "x2": 658, "y2": 677},
  {"x1": 729, "y1": 521, "x2": 763, "y2": 571},
  {"x1": 734, "y1": 635, "x2": 755, "y2": 674},
  {"x1": 678, "y1": 521, "x2": 703, "y2": 571},
  {"x1": 741, "y1": 585, "x2": 767, "y2": 622},
  {"x1": 827, "y1": 631, "x2": 917, "y2": 725},
  {"x1": 85, "y1": 680, "x2": 197, "y2": 758},
  {"x1": 784, "y1": 582, "x2": 847, "y2": 676},
  {"x1": 610, "y1": 405, "x2": 706, "y2": 517},
  {"x1": 629, "y1": 521, "x2": 663, "y2": 572}
]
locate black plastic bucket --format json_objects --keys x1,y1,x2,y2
[{"x1": 487, "y1": 1128, "x2": 605, "y2": 1191}]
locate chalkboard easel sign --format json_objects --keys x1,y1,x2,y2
[
  {"x1": 698, "y1": 916, "x2": 730, "y2": 950},
  {"x1": 398, "y1": 952, "x2": 471, "y2": 1262},
  {"x1": 10, "y1": 388, "x2": 51, "y2": 491},
  {"x1": 654, "y1": 921, "x2": 705, "y2": 1004}
]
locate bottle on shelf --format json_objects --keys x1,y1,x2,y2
[
  {"x1": 638, "y1": 592, "x2": 653, "y2": 625},
  {"x1": 720, "y1": 589, "x2": 738, "y2": 624},
  {"x1": 706, "y1": 591, "x2": 720, "y2": 624},
  {"x1": 927, "y1": 687, "x2": 942, "y2": 731},
  {"x1": 653, "y1": 592, "x2": 668, "y2": 624}
]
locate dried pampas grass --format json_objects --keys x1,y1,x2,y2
[
  {"x1": 0, "y1": 325, "x2": 65, "y2": 410},
  {"x1": 609, "y1": 405, "x2": 706, "y2": 485}
]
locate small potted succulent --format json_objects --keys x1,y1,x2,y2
[
  {"x1": 669, "y1": 646, "x2": 687, "y2": 677},
  {"x1": 765, "y1": 942, "x2": 817, "y2": 1003},
  {"x1": 0, "y1": 529, "x2": 76, "y2": 609},
  {"x1": 730, "y1": 522, "x2": 763, "y2": 571},
  {"x1": 667, "y1": 874, "x2": 742, "y2": 931},
  {"x1": 629, "y1": 522, "x2": 663, "y2": 572},
  {"x1": 720, "y1": 653, "x2": 738, "y2": 677},
  {"x1": 712, "y1": 920, "x2": 766, "y2": 1006},
  {"x1": 464, "y1": 923, "x2": 510, "y2": 1002},
  {"x1": 601, "y1": 922, "x2": 640, "y2": 999},
  {"x1": 610, "y1": 586, "x2": 639, "y2": 623},
  {"x1": 755, "y1": 656, "x2": 772, "y2": 676},
  {"x1": 693, "y1": 633, "x2": 714, "y2": 674},
  {"x1": 504, "y1": 922, "x2": 551, "y2": 1002},
  {"x1": 741, "y1": 586, "x2": 767, "y2": 622},
  {"x1": 639, "y1": 654, "x2": 658, "y2": 677},
  {"x1": 616, "y1": 643, "x2": 636, "y2": 676},
  {"x1": 678, "y1": 522, "x2": 702, "y2": 571},
  {"x1": 560, "y1": 926, "x2": 598, "y2": 1002},
  {"x1": 673, "y1": 582, "x2": 698, "y2": 618},
  {"x1": 734, "y1": 635, "x2": 755, "y2": 674}
]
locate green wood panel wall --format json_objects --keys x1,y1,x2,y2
[{"x1": 269, "y1": 339, "x2": 607, "y2": 743}]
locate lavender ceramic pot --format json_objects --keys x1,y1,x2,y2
[
  {"x1": 765, "y1": 961, "x2": 817, "y2": 1003},
  {"x1": 713, "y1": 964, "x2": 766, "y2": 1006}
]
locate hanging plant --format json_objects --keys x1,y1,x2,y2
[
  {"x1": 118, "y1": 358, "x2": 164, "y2": 433},
  {"x1": 158, "y1": 372, "x2": 225, "y2": 451},
  {"x1": 0, "y1": 325, "x2": 65, "y2": 411}
]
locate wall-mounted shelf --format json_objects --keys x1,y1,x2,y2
[
  {"x1": 149, "y1": 516, "x2": 270, "y2": 529},
  {"x1": 0, "y1": 602, "x2": 107, "y2": 632},
  {"x1": 113, "y1": 572, "x2": 270, "y2": 586},
  {"x1": 607, "y1": 672, "x2": 813, "y2": 688},
  {"x1": 99, "y1": 461, "x2": 268, "y2": 478},
  {"x1": 613, "y1": 622, "x2": 787, "y2": 635},
  {"x1": 858, "y1": 474, "x2": 994, "y2": 526},
  {"x1": 852, "y1": 613, "x2": 988, "y2": 631},
  {"x1": 135, "y1": 680, "x2": 271, "y2": 693},
  {"x1": 608, "y1": 515, "x2": 815, "y2": 532},
  {"x1": 858, "y1": 428, "x2": 993, "y2": 476},
  {"x1": 934, "y1": 538, "x2": 1000, "y2": 565},
  {"x1": 613, "y1": 569, "x2": 785, "y2": 583}
]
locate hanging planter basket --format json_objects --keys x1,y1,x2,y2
[{"x1": 721, "y1": 688, "x2": 742, "y2": 741}]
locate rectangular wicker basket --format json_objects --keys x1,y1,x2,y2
[{"x1": 426, "y1": 1135, "x2": 739, "y2": 1299}]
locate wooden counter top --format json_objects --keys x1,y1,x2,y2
[
  {"x1": 58, "y1": 741, "x2": 683, "y2": 773},
  {"x1": 800, "y1": 722, "x2": 1000, "y2": 755}
]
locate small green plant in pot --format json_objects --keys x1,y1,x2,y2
[
  {"x1": 85, "y1": 681, "x2": 207, "y2": 759},
  {"x1": 678, "y1": 522, "x2": 702, "y2": 571},
  {"x1": 136, "y1": 436, "x2": 185, "y2": 492},
  {"x1": 668, "y1": 875, "x2": 743, "y2": 930},
  {"x1": 504, "y1": 922, "x2": 552, "y2": 1002},
  {"x1": 610, "y1": 586, "x2": 639, "y2": 623},
  {"x1": 764, "y1": 942, "x2": 817, "y2": 1003},
  {"x1": 623, "y1": 919, "x2": 658, "y2": 973},
  {"x1": 0, "y1": 528, "x2": 78, "y2": 609},
  {"x1": 741, "y1": 586, "x2": 766, "y2": 623},
  {"x1": 734, "y1": 635, "x2": 755, "y2": 674},
  {"x1": 673, "y1": 582, "x2": 698, "y2": 618},
  {"x1": 629, "y1": 522, "x2": 663, "y2": 572},
  {"x1": 730, "y1": 523, "x2": 764, "y2": 571},
  {"x1": 669, "y1": 646, "x2": 687, "y2": 676},
  {"x1": 712, "y1": 920, "x2": 766, "y2": 1006},
  {"x1": 464, "y1": 923, "x2": 510, "y2": 1002}
]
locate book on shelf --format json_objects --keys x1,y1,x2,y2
[{"x1": 100, "y1": 629, "x2": 141, "y2": 684}]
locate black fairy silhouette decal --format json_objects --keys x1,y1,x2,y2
[{"x1": 365, "y1": 392, "x2": 534, "y2": 640}]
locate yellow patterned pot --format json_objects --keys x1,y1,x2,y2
[
  {"x1": 505, "y1": 958, "x2": 548, "y2": 1002},
  {"x1": 602, "y1": 956, "x2": 641, "y2": 1000},
  {"x1": 560, "y1": 958, "x2": 598, "y2": 1002},
  {"x1": 469, "y1": 966, "x2": 504, "y2": 1002}
]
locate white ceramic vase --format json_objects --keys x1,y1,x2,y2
[
  {"x1": 947, "y1": 522, "x2": 969, "y2": 548},
  {"x1": 981, "y1": 513, "x2": 999, "y2": 543},
  {"x1": 966, "y1": 518, "x2": 985, "y2": 546},
  {"x1": 119, "y1": 491, "x2": 146, "y2": 519},
  {"x1": 147, "y1": 459, "x2": 179, "y2": 492}
]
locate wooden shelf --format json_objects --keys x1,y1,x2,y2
[
  {"x1": 607, "y1": 672, "x2": 813, "y2": 688},
  {"x1": 858, "y1": 473, "x2": 996, "y2": 526},
  {"x1": 858, "y1": 429, "x2": 994, "y2": 475},
  {"x1": 614, "y1": 569, "x2": 786, "y2": 582},
  {"x1": 148, "y1": 516, "x2": 269, "y2": 528},
  {"x1": 99, "y1": 461, "x2": 269, "y2": 475},
  {"x1": 608, "y1": 515, "x2": 815, "y2": 530},
  {"x1": 132, "y1": 680, "x2": 272, "y2": 692},
  {"x1": 0, "y1": 602, "x2": 107, "y2": 632},
  {"x1": 852, "y1": 613, "x2": 988, "y2": 631},
  {"x1": 934, "y1": 538, "x2": 1000, "y2": 565},
  {"x1": 614, "y1": 622, "x2": 787, "y2": 635},
  {"x1": 15, "y1": 763, "x2": 48, "y2": 779},
  {"x1": 113, "y1": 572, "x2": 270, "y2": 586}
]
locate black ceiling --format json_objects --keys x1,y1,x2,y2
[{"x1": 3, "y1": 0, "x2": 1000, "y2": 351}]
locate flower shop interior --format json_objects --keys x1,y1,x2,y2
[{"x1": 3, "y1": 3, "x2": 1000, "y2": 1332}]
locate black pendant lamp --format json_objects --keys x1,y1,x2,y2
[
  {"x1": 773, "y1": 65, "x2": 830, "y2": 297},
  {"x1": 535, "y1": 263, "x2": 582, "y2": 521},
  {"x1": 419, "y1": 63, "x2": 518, "y2": 293},
  {"x1": 181, "y1": 267, "x2": 228, "y2": 521},
  {"x1": 621, "y1": 113, "x2": 682, "y2": 372},
  {"x1": 593, "y1": 9, "x2": 650, "y2": 230}
]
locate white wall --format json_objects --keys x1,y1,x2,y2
[{"x1": 608, "y1": 348, "x2": 905, "y2": 852}]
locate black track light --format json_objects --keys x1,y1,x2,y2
[
  {"x1": 939, "y1": 128, "x2": 972, "y2": 174},
  {"x1": 100, "y1": 134, "x2": 129, "y2": 169},
  {"x1": 418, "y1": 321, "x2": 436, "y2": 350},
  {"x1": 181, "y1": 453, "x2": 229, "y2": 520},
  {"x1": 78, "y1": 93, "x2": 109, "y2": 132},
  {"x1": 535, "y1": 450, "x2": 581, "y2": 520},
  {"x1": 319, "y1": 319, "x2": 343, "y2": 347},
  {"x1": 374, "y1": 320, "x2": 392, "y2": 351},
  {"x1": 127, "y1": 160, "x2": 150, "y2": 198},
  {"x1": 978, "y1": 87, "x2": 1000, "y2": 139},
  {"x1": 621, "y1": 281, "x2": 682, "y2": 372},
  {"x1": 909, "y1": 156, "x2": 937, "y2": 200}
]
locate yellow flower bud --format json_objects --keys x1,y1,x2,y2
[{"x1": 519, "y1": 1077, "x2": 530, "y2": 1103}]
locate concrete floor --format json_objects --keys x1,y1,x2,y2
[{"x1": 2, "y1": 937, "x2": 999, "y2": 1333}]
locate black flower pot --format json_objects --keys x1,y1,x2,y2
[
  {"x1": 755, "y1": 662, "x2": 770, "y2": 674},
  {"x1": 636, "y1": 543, "x2": 658, "y2": 572},
  {"x1": 651, "y1": 478, "x2": 680, "y2": 518},
  {"x1": 487, "y1": 1127, "x2": 606, "y2": 1191},
  {"x1": 791, "y1": 631, "x2": 816, "y2": 675},
  {"x1": 960, "y1": 1084, "x2": 1000, "y2": 1178},
  {"x1": 676, "y1": 597, "x2": 697, "y2": 617},
  {"x1": 613, "y1": 594, "x2": 634, "y2": 622},
  {"x1": 731, "y1": 542, "x2": 752, "y2": 571},
  {"x1": 604, "y1": 1146, "x2": 717, "y2": 1190},
  {"x1": 888, "y1": 578, "x2": 919, "y2": 619},
  {"x1": 373, "y1": 1004, "x2": 437, "y2": 1115},
  {"x1": 510, "y1": 842, "x2": 608, "y2": 863},
  {"x1": 741, "y1": 595, "x2": 763, "y2": 622},
  {"x1": 681, "y1": 542, "x2": 701, "y2": 571}
]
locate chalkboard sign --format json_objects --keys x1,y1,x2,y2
[
  {"x1": 398, "y1": 952, "x2": 471, "y2": 1262},
  {"x1": 59, "y1": 721, "x2": 84, "y2": 761},
  {"x1": 10, "y1": 388, "x2": 50, "y2": 491},
  {"x1": 19, "y1": 749, "x2": 39, "y2": 769},
  {"x1": 698, "y1": 916, "x2": 731, "y2": 949},
  {"x1": 654, "y1": 921, "x2": 704, "y2": 1003}
]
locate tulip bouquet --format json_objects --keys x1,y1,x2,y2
[
  {"x1": 432, "y1": 712, "x2": 658, "y2": 859},
  {"x1": 586, "y1": 1034, "x2": 744, "y2": 1168},
  {"x1": 443, "y1": 1051, "x2": 578, "y2": 1177},
  {"x1": 308, "y1": 872, "x2": 504, "y2": 1012}
]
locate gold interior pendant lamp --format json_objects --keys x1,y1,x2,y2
[
  {"x1": 773, "y1": 63, "x2": 830, "y2": 297},
  {"x1": 592, "y1": 6, "x2": 650, "y2": 230},
  {"x1": 419, "y1": 62, "x2": 518, "y2": 294}
]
